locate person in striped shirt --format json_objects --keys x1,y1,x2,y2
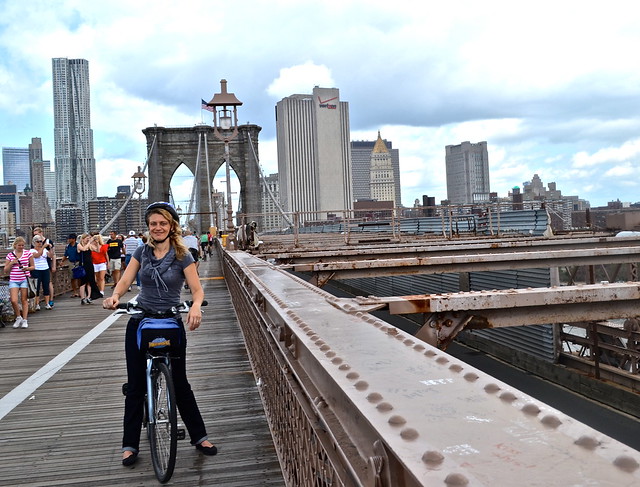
[{"x1": 4, "y1": 236, "x2": 35, "y2": 328}]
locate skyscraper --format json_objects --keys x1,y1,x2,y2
[
  {"x1": 2, "y1": 147, "x2": 30, "y2": 191},
  {"x1": 351, "y1": 134, "x2": 401, "y2": 206},
  {"x1": 370, "y1": 132, "x2": 396, "y2": 203},
  {"x1": 276, "y1": 86, "x2": 353, "y2": 219},
  {"x1": 29, "y1": 137, "x2": 54, "y2": 225},
  {"x1": 52, "y1": 58, "x2": 97, "y2": 213},
  {"x1": 445, "y1": 141, "x2": 490, "y2": 205}
]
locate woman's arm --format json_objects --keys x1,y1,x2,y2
[
  {"x1": 103, "y1": 257, "x2": 140, "y2": 309},
  {"x1": 183, "y1": 262, "x2": 204, "y2": 331},
  {"x1": 4, "y1": 256, "x2": 15, "y2": 274}
]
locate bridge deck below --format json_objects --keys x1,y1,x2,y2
[{"x1": 0, "y1": 255, "x2": 284, "y2": 486}]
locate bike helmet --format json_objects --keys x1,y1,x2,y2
[{"x1": 145, "y1": 201, "x2": 180, "y2": 225}]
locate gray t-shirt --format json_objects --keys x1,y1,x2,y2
[{"x1": 133, "y1": 244, "x2": 194, "y2": 312}]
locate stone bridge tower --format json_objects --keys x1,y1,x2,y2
[{"x1": 142, "y1": 123, "x2": 262, "y2": 234}]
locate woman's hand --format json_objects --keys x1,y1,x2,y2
[
  {"x1": 186, "y1": 304, "x2": 202, "y2": 331},
  {"x1": 102, "y1": 295, "x2": 119, "y2": 310}
]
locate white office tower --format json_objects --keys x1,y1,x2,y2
[
  {"x1": 445, "y1": 141, "x2": 491, "y2": 205},
  {"x1": 370, "y1": 132, "x2": 396, "y2": 203},
  {"x1": 276, "y1": 87, "x2": 353, "y2": 221},
  {"x1": 52, "y1": 58, "x2": 97, "y2": 211}
]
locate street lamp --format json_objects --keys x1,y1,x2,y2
[
  {"x1": 205, "y1": 79, "x2": 242, "y2": 249},
  {"x1": 131, "y1": 166, "x2": 147, "y2": 232}
]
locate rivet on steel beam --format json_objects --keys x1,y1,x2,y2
[
  {"x1": 376, "y1": 402, "x2": 393, "y2": 412},
  {"x1": 436, "y1": 357, "x2": 449, "y2": 364},
  {"x1": 444, "y1": 473, "x2": 469, "y2": 486},
  {"x1": 449, "y1": 364, "x2": 463, "y2": 373},
  {"x1": 414, "y1": 344, "x2": 426, "y2": 352},
  {"x1": 425, "y1": 350, "x2": 437, "y2": 357},
  {"x1": 422, "y1": 450, "x2": 444, "y2": 467},
  {"x1": 355, "y1": 380, "x2": 369, "y2": 391},
  {"x1": 338, "y1": 363, "x2": 351, "y2": 371},
  {"x1": 325, "y1": 351, "x2": 336, "y2": 358},
  {"x1": 331, "y1": 357, "x2": 343, "y2": 365},
  {"x1": 320, "y1": 344, "x2": 330, "y2": 352},
  {"x1": 541, "y1": 415, "x2": 562, "y2": 428},
  {"x1": 400, "y1": 428, "x2": 419, "y2": 441},
  {"x1": 346, "y1": 372, "x2": 360, "y2": 380},
  {"x1": 484, "y1": 383, "x2": 501, "y2": 394},
  {"x1": 388, "y1": 415, "x2": 407, "y2": 426},
  {"x1": 463, "y1": 373, "x2": 479, "y2": 382},
  {"x1": 613, "y1": 455, "x2": 639, "y2": 473},
  {"x1": 367, "y1": 392, "x2": 383, "y2": 403},
  {"x1": 575, "y1": 436, "x2": 600, "y2": 450},
  {"x1": 403, "y1": 339, "x2": 415, "y2": 346},
  {"x1": 499, "y1": 392, "x2": 517, "y2": 403},
  {"x1": 521, "y1": 403, "x2": 541, "y2": 416}
]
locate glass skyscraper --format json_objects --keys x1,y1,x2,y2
[
  {"x1": 2, "y1": 147, "x2": 30, "y2": 192},
  {"x1": 52, "y1": 58, "x2": 97, "y2": 212}
]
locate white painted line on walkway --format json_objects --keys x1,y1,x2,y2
[{"x1": 0, "y1": 312, "x2": 123, "y2": 421}]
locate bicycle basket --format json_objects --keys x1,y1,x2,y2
[{"x1": 137, "y1": 318, "x2": 182, "y2": 353}]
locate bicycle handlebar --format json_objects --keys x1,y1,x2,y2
[{"x1": 116, "y1": 300, "x2": 208, "y2": 315}]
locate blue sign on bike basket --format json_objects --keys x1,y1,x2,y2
[{"x1": 137, "y1": 318, "x2": 182, "y2": 352}]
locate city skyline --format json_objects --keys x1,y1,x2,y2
[{"x1": 1, "y1": 1, "x2": 640, "y2": 208}]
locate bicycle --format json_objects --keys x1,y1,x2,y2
[{"x1": 118, "y1": 299, "x2": 208, "y2": 483}]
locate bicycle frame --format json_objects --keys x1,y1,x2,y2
[{"x1": 145, "y1": 354, "x2": 171, "y2": 426}]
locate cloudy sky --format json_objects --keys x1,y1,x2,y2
[{"x1": 1, "y1": 0, "x2": 639, "y2": 210}]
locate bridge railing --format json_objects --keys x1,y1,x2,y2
[
  {"x1": 219, "y1": 245, "x2": 640, "y2": 486},
  {"x1": 239, "y1": 205, "x2": 551, "y2": 249}
]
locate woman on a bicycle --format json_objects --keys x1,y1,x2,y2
[{"x1": 103, "y1": 201, "x2": 217, "y2": 466}]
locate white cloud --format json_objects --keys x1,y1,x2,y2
[
  {"x1": 267, "y1": 63, "x2": 335, "y2": 99},
  {"x1": 2, "y1": 0, "x2": 640, "y2": 209}
]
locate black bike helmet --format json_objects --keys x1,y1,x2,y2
[{"x1": 145, "y1": 201, "x2": 180, "y2": 225}]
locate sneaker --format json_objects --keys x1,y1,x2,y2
[
  {"x1": 35, "y1": 304, "x2": 41, "y2": 311},
  {"x1": 13, "y1": 316, "x2": 23, "y2": 328},
  {"x1": 20, "y1": 320, "x2": 28, "y2": 328},
  {"x1": 80, "y1": 298, "x2": 86, "y2": 305},
  {"x1": 48, "y1": 301, "x2": 54, "y2": 308},
  {"x1": 45, "y1": 304, "x2": 53, "y2": 310}
]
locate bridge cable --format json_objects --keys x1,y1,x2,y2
[
  {"x1": 98, "y1": 134, "x2": 157, "y2": 235},
  {"x1": 247, "y1": 133, "x2": 293, "y2": 227}
]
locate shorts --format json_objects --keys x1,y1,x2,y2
[
  {"x1": 94, "y1": 262, "x2": 107, "y2": 273},
  {"x1": 189, "y1": 248, "x2": 199, "y2": 261},
  {"x1": 9, "y1": 280, "x2": 28, "y2": 289},
  {"x1": 108, "y1": 259, "x2": 122, "y2": 271}
]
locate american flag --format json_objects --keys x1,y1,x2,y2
[{"x1": 201, "y1": 99, "x2": 214, "y2": 112}]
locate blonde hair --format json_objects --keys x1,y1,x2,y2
[
  {"x1": 12, "y1": 236, "x2": 26, "y2": 249},
  {"x1": 146, "y1": 208, "x2": 188, "y2": 260}
]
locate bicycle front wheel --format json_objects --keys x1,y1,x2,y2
[{"x1": 148, "y1": 362, "x2": 178, "y2": 483}]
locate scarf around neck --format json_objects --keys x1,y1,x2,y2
[{"x1": 140, "y1": 244, "x2": 176, "y2": 292}]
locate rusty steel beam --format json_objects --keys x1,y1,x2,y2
[
  {"x1": 260, "y1": 234, "x2": 640, "y2": 265},
  {"x1": 329, "y1": 283, "x2": 640, "y2": 349},
  {"x1": 290, "y1": 246, "x2": 640, "y2": 280}
]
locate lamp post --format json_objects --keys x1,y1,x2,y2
[
  {"x1": 131, "y1": 166, "x2": 146, "y2": 232},
  {"x1": 205, "y1": 79, "x2": 242, "y2": 249},
  {"x1": 176, "y1": 205, "x2": 183, "y2": 228}
]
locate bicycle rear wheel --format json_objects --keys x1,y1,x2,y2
[{"x1": 148, "y1": 361, "x2": 178, "y2": 483}]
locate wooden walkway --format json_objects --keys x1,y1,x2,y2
[{"x1": 0, "y1": 254, "x2": 284, "y2": 486}]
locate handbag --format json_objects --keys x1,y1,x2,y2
[
  {"x1": 26, "y1": 277, "x2": 37, "y2": 299},
  {"x1": 72, "y1": 264, "x2": 86, "y2": 279}
]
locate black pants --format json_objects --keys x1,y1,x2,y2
[{"x1": 122, "y1": 317, "x2": 208, "y2": 452}]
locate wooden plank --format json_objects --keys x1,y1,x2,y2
[{"x1": 0, "y1": 255, "x2": 284, "y2": 486}]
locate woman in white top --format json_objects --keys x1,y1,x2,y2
[
  {"x1": 4, "y1": 236, "x2": 35, "y2": 328},
  {"x1": 31, "y1": 236, "x2": 53, "y2": 310}
]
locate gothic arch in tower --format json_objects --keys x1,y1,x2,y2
[{"x1": 142, "y1": 124, "x2": 263, "y2": 234}]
